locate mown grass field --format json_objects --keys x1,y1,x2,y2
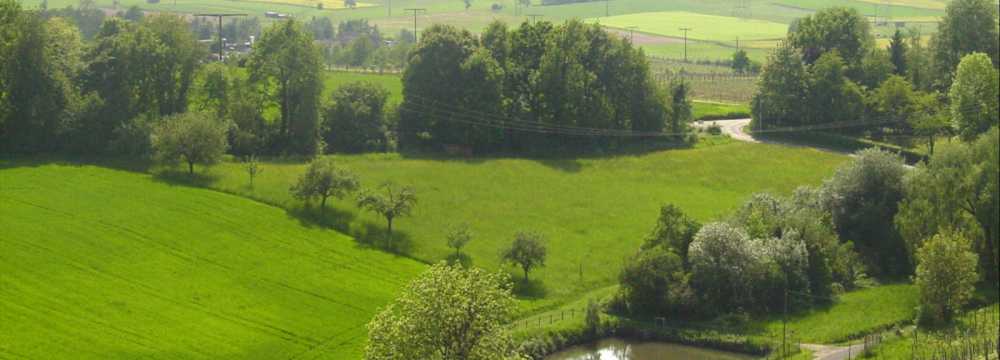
[
  {"x1": 0, "y1": 162, "x2": 426, "y2": 359},
  {"x1": 593, "y1": 11, "x2": 789, "y2": 42},
  {"x1": 194, "y1": 140, "x2": 847, "y2": 314},
  {"x1": 323, "y1": 71, "x2": 753, "y2": 114}
]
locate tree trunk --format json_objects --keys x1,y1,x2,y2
[
  {"x1": 188, "y1": 161, "x2": 194, "y2": 175},
  {"x1": 320, "y1": 195, "x2": 327, "y2": 212},
  {"x1": 386, "y1": 216, "x2": 394, "y2": 250},
  {"x1": 523, "y1": 267, "x2": 528, "y2": 281}
]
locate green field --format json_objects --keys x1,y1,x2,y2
[
  {"x1": 593, "y1": 11, "x2": 788, "y2": 42},
  {"x1": 323, "y1": 71, "x2": 404, "y2": 105},
  {"x1": 191, "y1": 140, "x2": 847, "y2": 314},
  {"x1": 20, "y1": 0, "x2": 945, "y2": 63},
  {"x1": 0, "y1": 162, "x2": 426, "y2": 359}
]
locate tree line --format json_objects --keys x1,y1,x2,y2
[
  {"x1": 399, "y1": 20, "x2": 693, "y2": 154},
  {"x1": 2, "y1": 3, "x2": 688, "y2": 157},
  {"x1": 751, "y1": 1, "x2": 998, "y2": 147}
]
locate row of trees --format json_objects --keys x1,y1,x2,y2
[
  {"x1": 615, "y1": 126, "x2": 998, "y2": 324},
  {"x1": 399, "y1": 20, "x2": 692, "y2": 153},
  {"x1": 751, "y1": 1, "x2": 998, "y2": 144}
]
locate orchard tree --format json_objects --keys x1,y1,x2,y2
[
  {"x1": 948, "y1": 53, "x2": 999, "y2": 141},
  {"x1": 915, "y1": 233, "x2": 978, "y2": 324},
  {"x1": 931, "y1": 0, "x2": 999, "y2": 89},
  {"x1": 366, "y1": 263, "x2": 525, "y2": 360},
  {"x1": 249, "y1": 19, "x2": 324, "y2": 155},
  {"x1": 290, "y1": 157, "x2": 359, "y2": 210},
  {"x1": 500, "y1": 231, "x2": 547, "y2": 281},
  {"x1": 357, "y1": 182, "x2": 417, "y2": 248},
  {"x1": 445, "y1": 223, "x2": 473, "y2": 257},
  {"x1": 151, "y1": 112, "x2": 229, "y2": 175}
]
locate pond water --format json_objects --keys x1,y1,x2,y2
[{"x1": 545, "y1": 338, "x2": 756, "y2": 360}]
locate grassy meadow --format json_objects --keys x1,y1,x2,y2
[
  {"x1": 192, "y1": 139, "x2": 847, "y2": 313},
  {"x1": 593, "y1": 11, "x2": 788, "y2": 42},
  {"x1": 0, "y1": 162, "x2": 426, "y2": 359}
]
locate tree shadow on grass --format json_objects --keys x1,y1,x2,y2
[
  {"x1": 512, "y1": 277, "x2": 548, "y2": 300},
  {"x1": 445, "y1": 252, "x2": 474, "y2": 268},
  {"x1": 151, "y1": 169, "x2": 218, "y2": 188},
  {"x1": 284, "y1": 206, "x2": 416, "y2": 256}
]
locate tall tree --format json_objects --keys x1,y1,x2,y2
[
  {"x1": 365, "y1": 263, "x2": 524, "y2": 360},
  {"x1": 915, "y1": 232, "x2": 979, "y2": 324},
  {"x1": 948, "y1": 53, "x2": 999, "y2": 141},
  {"x1": 896, "y1": 127, "x2": 999, "y2": 283},
  {"x1": 143, "y1": 14, "x2": 202, "y2": 116},
  {"x1": 751, "y1": 43, "x2": 809, "y2": 130},
  {"x1": 788, "y1": 6, "x2": 873, "y2": 78},
  {"x1": 249, "y1": 19, "x2": 324, "y2": 155},
  {"x1": 931, "y1": 0, "x2": 999, "y2": 89},
  {"x1": 0, "y1": 10, "x2": 82, "y2": 152},
  {"x1": 807, "y1": 51, "x2": 864, "y2": 125},
  {"x1": 888, "y1": 29, "x2": 907, "y2": 75}
]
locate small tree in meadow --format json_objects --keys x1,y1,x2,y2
[
  {"x1": 244, "y1": 154, "x2": 263, "y2": 188},
  {"x1": 357, "y1": 182, "x2": 417, "y2": 247},
  {"x1": 290, "y1": 157, "x2": 360, "y2": 211},
  {"x1": 446, "y1": 223, "x2": 473, "y2": 257},
  {"x1": 151, "y1": 112, "x2": 229, "y2": 175},
  {"x1": 500, "y1": 231, "x2": 547, "y2": 281},
  {"x1": 915, "y1": 232, "x2": 979, "y2": 324}
]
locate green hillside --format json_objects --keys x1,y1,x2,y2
[
  {"x1": 0, "y1": 163, "x2": 426, "y2": 359},
  {"x1": 197, "y1": 140, "x2": 848, "y2": 314}
]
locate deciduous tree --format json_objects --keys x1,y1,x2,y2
[
  {"x1": 500, "y1": 231, "x2": 547, "y2": 281},
  {"x1": 290, "y1": 157, "x2": 359, "y2": 210},
  {"x1": 915, "y1": 232, "x2": 978, "y2": 324},
  {"x1": 931, "y1": 0, "x2": 999, "y2": 89},
  {"x1": 366, "y1": 263, "x2": 524, "y2": 360},
  {"x1": 948, "y1": 53, "x2": 999, "y2": 141},
  {"x1": 357, "y1": 182, "x2": 417, "y2": 248},
  {"x1": 151, "y1": 112, "x2": 229, "y2": 175}
]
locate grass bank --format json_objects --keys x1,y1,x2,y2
[{"x1": 0, "y1": 162, "x2": 426, "y2": 358}]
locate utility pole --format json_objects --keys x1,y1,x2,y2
[
  {"x1": 405, "y1": 8, "x2": 426, "y2": 42},
  {"x1": 387, "y1": 0, "x2": 391, "y2": 16},
  {"x1": 679, "y1": 27, "x2": 692, "y2": 62},
  {"x1": 736, "y1": 36, "x2": 740, "y2": 49},
  {"x1": 195, "y1": 13, "x2": 248, "y2": 62},
  {"x1": 626, "y1": 26, "x2": 637, "y2": 44},
  {"x1": 605, "y1": 0, "x2": 610, "y2": 17},
  {"x1": 527, "y1": 14, "x2": 544, "y2": 22}
]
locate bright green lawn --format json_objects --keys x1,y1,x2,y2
[
  {"x1": 760, "y1": 284, "x2": 920, "y2": 343},
  {"x1": 195, "y1": 140, "x2": 847, "y2": 314},
  {"x1": 592, "y1": 11, "x2": 789, "y2": 42},
  {"x1": 323, "y1": 71, "x2": 403, "y2": 105},
  {"x1": 0, "y1": 163, "x2": 426, "y2": 359},
  {"x1": 693, "y1": 101, "x2": 751, "y2": 120}
]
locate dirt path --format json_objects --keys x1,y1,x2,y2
[{"x1": 802, "y1": 343, "x2": 865, "y2": 360}]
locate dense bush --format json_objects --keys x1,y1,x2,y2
[
  {"x1": 915, "y1": 232, "x2": 979, "y2": 324},
  {"x1": 322, "y1": 81, "x2": 391, "y2": 153},
  {"x1": 821, "y1": 148, "x2": 909, "y2": 276}
]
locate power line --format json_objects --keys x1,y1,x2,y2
[
  {"x1": 405, "y1": 8, "x2": 426, "y2": 42},
  {"x1": 679, "y1": 27, "x2": 692, "y2": 62},
  {"x1": 194, "y1": 13, "x2": 248, "y2": 62}
]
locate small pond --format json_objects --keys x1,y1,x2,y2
[{"x1": 545, "y1": 338, "x2": 756, "y2": 360}]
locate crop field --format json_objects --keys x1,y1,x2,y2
[
  {"x1": 250, "y1": 0, "x2": 376, "y2": 10},
  {"x1": 592, "y1": 11, "x2": 789, "y2": 42},
  {"x1": 854, "y1": 0, "x2": 949, "y2": 10},
  {"x1": 0, "y1": 163, "x2": 426, "y2": 359},
  {"x1": 196, "y1": 140, "x2": 847, "y2": 313}
]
